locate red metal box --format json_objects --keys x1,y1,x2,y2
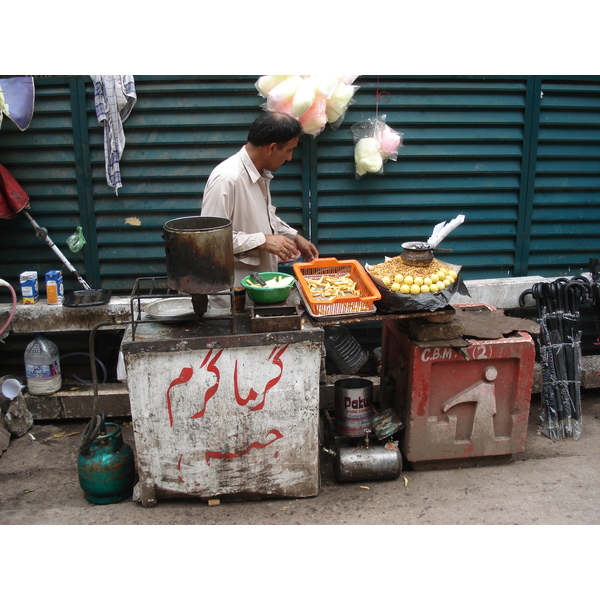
[{"x1": 381, "y1": 307, "x2": 536, "y2": 467}]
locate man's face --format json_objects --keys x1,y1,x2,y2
[{"x1": 265, "y1": 138, "x2": 299, "y2": 172}]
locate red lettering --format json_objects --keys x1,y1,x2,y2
[
  {"x1": 344, "y1": 395, "x2": 371, "y2": 409},
  {"x1": 204, "y1": 429, "x2": 283, "y2": 464},
  {"x1": 166, "y1": 367, "x2": 194, "y2": 427},
  {"x1": 191, "y1": 349, "x2": 223, "y2": 419},
  {"x1": 234, "y1": 361, "x2": 259, "y2": 407},
  {"x1": 233, "y1": 344, "x2": 288, "y2": 412},
  {"x1": 176, "y1": 455, "x2": 184, "y2": 482},
  {"x1": 254, "y1": 345, "x2": 288, "y2": 411}
]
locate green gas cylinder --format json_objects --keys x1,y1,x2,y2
[{"x1": 78, "y1": 413, "x2": 136, "y2": 505}]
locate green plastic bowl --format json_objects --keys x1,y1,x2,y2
[{"x1": 240, "y1": 272, "x2": 296, "y2": 304}]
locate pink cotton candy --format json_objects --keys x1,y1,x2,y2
[
  {"x1": 299, "y1": 95, "x2": 328, "y2": 135},
  {"x1": 266, "y1": 96, "x2": 293, "y2": 115},
  {"x1": 266, "y1": 76, "x2": 302, "y2": 116},
  {"x1": 378, "y1": 125, "x2": 402, "y2": 157}
]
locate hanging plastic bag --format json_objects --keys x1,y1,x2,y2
[
  {"x1": 351, "y1": 115, "x2": 403, "y2": 179},
  {"x1": 67, "y1": 226, "x2": 86, "y2": 253},
  {"x1": 377, "y1": 115, "x2": 404, "y2": 161},
  {"x1": 354, "y1": 137, "x2": 383, "y2": 177},
  {"x1": 326, "y1": 81, "x2": 359, "y2": 129},
  {"x1": 255, "y1": 75, "x2": 292, "y2": 98},
  {"x1": 256, "y1": 75, "x2": 360, "y2": 137},
  {"x1": 352, "y1": 119, "x2": 382, "y2": 178}
]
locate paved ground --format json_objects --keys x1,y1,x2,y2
[{"x1": 2, "y1": 391, "x2": 597, "y2": 597}]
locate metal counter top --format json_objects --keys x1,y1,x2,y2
[{"x1": 121, "y1": 311, "x2": 324, "y2": 355}]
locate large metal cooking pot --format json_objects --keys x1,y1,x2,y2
[{"x1": 163, "y1": 216, "x2": 234, "y2": 295}]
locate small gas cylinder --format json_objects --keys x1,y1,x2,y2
[
  {"x1": 333, "y1": 442, "x2": 402, "y2": 483},
  {"x1": 78, "y1": 414, "x2": 136, "y2": 505}
]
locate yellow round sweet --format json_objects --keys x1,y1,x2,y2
[
  {"x1": 423, "y1": 277, "x2": 433, "y2": 286},
  {"x1": 437, "y1": 280, "x2": 446, "y2": 291},
  {"x1": 443, "y1": 278, "x2": 452, "y2": 287},
  {"x1": 430, "y1": 273, "x2": 439, "y2": 284},
  {"x1": 391, "y1": 282, "x2": 401, "y2": 292},
  {"x1": 394, "y1": 273, "x2": 404, "y2": 284},
  {"x1": 400, "y1": 284, "x2": 411, "y2": 294},
  {"x1": 420, "y1": 285, "x2": 430, "y2": 293},
  {"x1": 448, "y1": 269, "x2": 458, "y2": 279},
  {"x1": 382, "y1": 276, "x2": 391, "y2": 287},
  {"x1": 410, "y1": 284, "x2": 421, "y2": 295},
  {"x1": 404, "y1": 275, "x2": 414, "y2": 285},
  {"x1": 429, "y1": 283, "x2": 439, "y2": 293},
  {"x1": 414, "y1": 276, "x2": 424, "y2": 286}
]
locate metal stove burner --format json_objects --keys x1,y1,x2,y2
[
  {"x1": 129, "y1": 277, "x2": 237, "y2": 340},
  {"x1": 191, "y1": 294, "x2": 209, "y2": 317}
]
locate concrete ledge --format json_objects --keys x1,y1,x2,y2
[
  {"x1": 453, "y1": 275, "x2": 555, "y2": 310},
  {"x1": 24, "y1": 382, "x2": 130, "y2": 420},
  {"x1": 0, "y1": 296, "x2": 136, "y2": 334},
  {"x1": 580, "y1": 354, "x2": 600, "y2": 389},
  {"x1": 533, "y1": 357, "x2": 600, "y2": 393}
]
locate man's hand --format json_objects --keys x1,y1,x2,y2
[
  {"x1": 295, "y1": 234, "x2": 319, "y2": 262},
  {"x1": 261, "y1": 235, "x2": 300, "y2": 262}
]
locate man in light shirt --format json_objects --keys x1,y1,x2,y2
[{"x1": 201, "y1": 111, "x2": 318, "y2": 299}]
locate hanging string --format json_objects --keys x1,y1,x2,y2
[{"x1": 375, "y1": 76, "x2": 392, "y2": 119}]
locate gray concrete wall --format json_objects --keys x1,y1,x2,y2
[{"x1": 453, "y1": 275, "x2": 554, "y2": 310}]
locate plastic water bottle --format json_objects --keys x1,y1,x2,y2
[
  {"x1": 24, "y1": 333, "x2": 62, "y2": 395},
  {"x1": 324, "y1": 325, "x2": 369, "y2": 375}
]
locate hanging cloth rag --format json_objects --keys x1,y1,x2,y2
[
  {"x1": 0, "y1": 76, "x2": 35, "y2": 131},
  {"x1": 91, "y1": 75, "x2": 137, "y2": 195},
  {"x1": 0, "y1": 163, "x2": 30, "y2": 219}
]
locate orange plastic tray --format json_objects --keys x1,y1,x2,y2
[{"x1": 293, "y1": 258, "x2": 381, "y2": 316}]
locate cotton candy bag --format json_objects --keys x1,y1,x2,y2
[
  {"x1": 255, "y1": 75, "x2": 360, "y2": 137},
  {"x1": 351, "y1": 115, "x2": 403, "y2": 179}
]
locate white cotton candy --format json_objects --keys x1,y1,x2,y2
[
  {"x1": 315, "y1": 75, "x2": 343, "y2": 99},
  {"x1": 292, "y1": 76, "x2": 317, "y2": 118},
  {"x1": 326, "y1": 82, "x2": 357, "y2": 123},
  {"x1": 355, "y1": 137, "x2": 383, "y2": 176},
  {"x1": 255, "y1": 75, "x2": 292, "y2": 98},
  {"x1": 266, "y1": 76, "x2": 303, "y2": 114}
]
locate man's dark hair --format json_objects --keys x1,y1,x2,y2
[{"x1": 247, "y1": 112, "x2": 303, "y2": 147}]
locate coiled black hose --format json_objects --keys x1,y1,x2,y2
[{"x1": 60, "y1": 352, "x2": 108, "y2": 385}]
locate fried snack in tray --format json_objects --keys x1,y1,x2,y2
[
  {"x1": 305, "y1": 274, "x2": 361, "y2": 301},
  {"x1": 302, "y1": 273, "x2": 372, "y2": 314}
]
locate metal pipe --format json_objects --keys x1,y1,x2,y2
[
  {"x1": 22, "y1": 210, "x2": 92, "y2": 290},
  {"x1": 89, "y1": 319, "x2": 124, "y2": 416},
  {"x1": 0, "y1": 278, "x2": 17, "y2": 336}
]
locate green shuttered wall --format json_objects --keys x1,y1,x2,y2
[{"x1": 0, "y1": 75, "x2": 598, "y2": 296}]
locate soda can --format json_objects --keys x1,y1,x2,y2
[
  {"x1": 20, "y1": 271, "x2": 39, "y2": 304},
  {"x1": 45, "y1": 270, "x2": 64, "y2": 305}
]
